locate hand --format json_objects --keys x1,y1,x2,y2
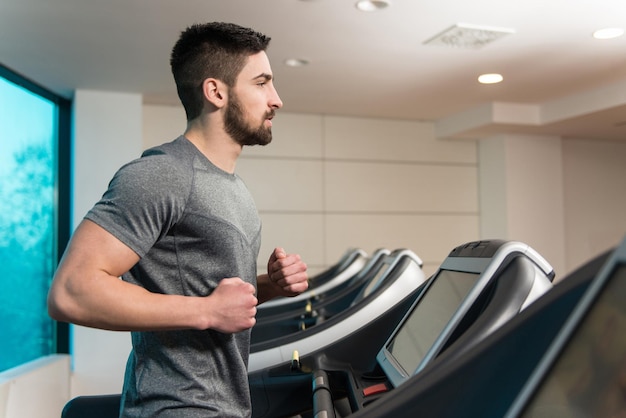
[
  {"x1": 205, "y1": 277, "x2": 258, "y2": 333},
  {"x1": 267, "y1": 247, "x2": 309, "y2": 297}
]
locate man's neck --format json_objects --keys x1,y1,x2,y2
[{"x1": 183, "y1": 121, "x2": 242, "y2": 174}]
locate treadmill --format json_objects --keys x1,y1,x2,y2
[
  {"x1": 306, "y1": 248, "x2": 369, "y2": 289},
  {"x1": 252, "y1": 248, "x2": 392, "y2": 343},
  {"x1": 257, "y1": 248, "x2": 369, "y2": 317},
  {"x1": 248, "y1": 249, "x2": 426, "y2": 375},
  {"x1": 506, "y1": 236, "x2": 626, "y2": 418},
  {"x1": 344, "y1": 243, "x2": 615, "y2": 418},
  {"x1": 249, "y1": 240, "x2": 555, "y2": 418}
]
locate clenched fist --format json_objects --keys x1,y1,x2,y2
[
  {"x1": 264, "y1": 247, "x2": 309, "y2": 299},
  {"x1": 206, "y1": 277, "x2": 258, "y2": 333}
]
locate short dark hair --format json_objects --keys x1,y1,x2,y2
[{"x1": 170, "y1": 22, "x2": 271, "y2": 121}]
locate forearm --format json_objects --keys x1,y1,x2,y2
[
  {"x1": 256, "y1": 273, "x2": 280, "y2": 304},
  {"x1": 48, "y1": 270, "x2": 208, "y2": 332}
]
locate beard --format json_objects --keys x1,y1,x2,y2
[{"x1": 224, "y1": 92, "x2": 274, "y2": 146}]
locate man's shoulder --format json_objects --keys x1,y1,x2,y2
[
  {"x1": 123, "y1": 137, "x2": 196, "y2": 177},
  {"x1": 110, "y1": 137, "x2": 195, "y2": 195},
  {"x1": 142, "y1": 136, "x2": 194, "y2": 161}
]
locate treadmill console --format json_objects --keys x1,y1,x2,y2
[
  {"x1": 376, "y1": 240, "x2": 554, "y2": 389},
  {"x1": 506, "y1": 237, "x2": 626, "y2": 417}
]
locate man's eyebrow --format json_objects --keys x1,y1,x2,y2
[{"x1": 253, "y1": 73, "x2": 273, "y2": 82}]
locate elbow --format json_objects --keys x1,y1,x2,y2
[
  {"x1": 47, "y1": 303, "x2": 66, "y2": 323},
  {"x1": 47, "y1": 291, "x2": 66, "y2": 322},
  {"x1": 47, "y1": 285, "x2": 76, "y2": 323}
]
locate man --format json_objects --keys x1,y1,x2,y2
[{"x1": 48, "y1": 22, "x2": 309, "y2": 417}]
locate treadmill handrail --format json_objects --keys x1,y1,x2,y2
[{"x1": 259, "y1": 249, "x2": 369, "y2": 309}]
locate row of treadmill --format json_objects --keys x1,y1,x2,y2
[{"x1": 249, "y1": 237, "x2": 626, "y2": 418}]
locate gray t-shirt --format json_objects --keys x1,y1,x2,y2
[{"x1": 85, "y1": 136, "x2": 261, "y2": 417}]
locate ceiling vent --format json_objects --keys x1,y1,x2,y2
[{"x1": 424, "y1": 23, "x2": 515, "y2": 49}]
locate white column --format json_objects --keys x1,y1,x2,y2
[
  {"x1": 478, "y1": 134, "x2": 566, "y2": 279},
  {"x1": 71, "y1": 89, "x2": 142, "y2": 396}
]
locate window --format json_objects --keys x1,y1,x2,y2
[{"x1": 0, "y1": 64, "x2": 70, "y2": 372}]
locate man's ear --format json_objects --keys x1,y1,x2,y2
[{"x1": 203, "y1": 78, "x2": 227, "y2": 109}]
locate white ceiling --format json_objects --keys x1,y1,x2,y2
[{"x1": 1, "y1": 0, "x2": 625, "y2": 140}]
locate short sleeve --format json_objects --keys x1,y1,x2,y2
[{"x1": 85, "y1": 152, "x2": 192, "y2": 258}]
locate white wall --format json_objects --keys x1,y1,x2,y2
[
  {"x1": 563, "y1": 139, "x2": 626, "y2": 271},
  {"x1": 0, "y1": 355, "x2": 70, "y2": 418}
]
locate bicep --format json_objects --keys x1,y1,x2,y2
[
  {"x1": 48, "y1": 219, "x2": 141, "y2": 325},
  {"x1": 57, "y1": 219, "x2": 140, "y2": 280}
]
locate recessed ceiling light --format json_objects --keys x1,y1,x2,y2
[
  {"x1": 593, "y1": 27, "x2": 624, "y2": 40},
  {"x1": 355, "y1": 0, "x2": 390, "y2": 12},
  {"x1": 478, "y1": 73, "x2": 503, "y2": 84},
  {"x1": 284, "y1": 58, "x2": 309, "y2": 67}
]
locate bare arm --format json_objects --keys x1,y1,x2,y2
[
  {"x1": 257, "y1": 247, "x2": 308, "y2": 304},
  {"x1": 48, "y1": 219, "x2": 257, "y2": 333}
]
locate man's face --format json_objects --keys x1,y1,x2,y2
[{"x1": 224, "y1": 51, "x2": 283, "y2": 147}]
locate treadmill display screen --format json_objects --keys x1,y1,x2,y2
[
  {"x1": 519, "y1": 265, "x2": 626, "y2": 417},
  {"x1": 386, "y1": 269, "x2": 481, "y2": 377}
]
